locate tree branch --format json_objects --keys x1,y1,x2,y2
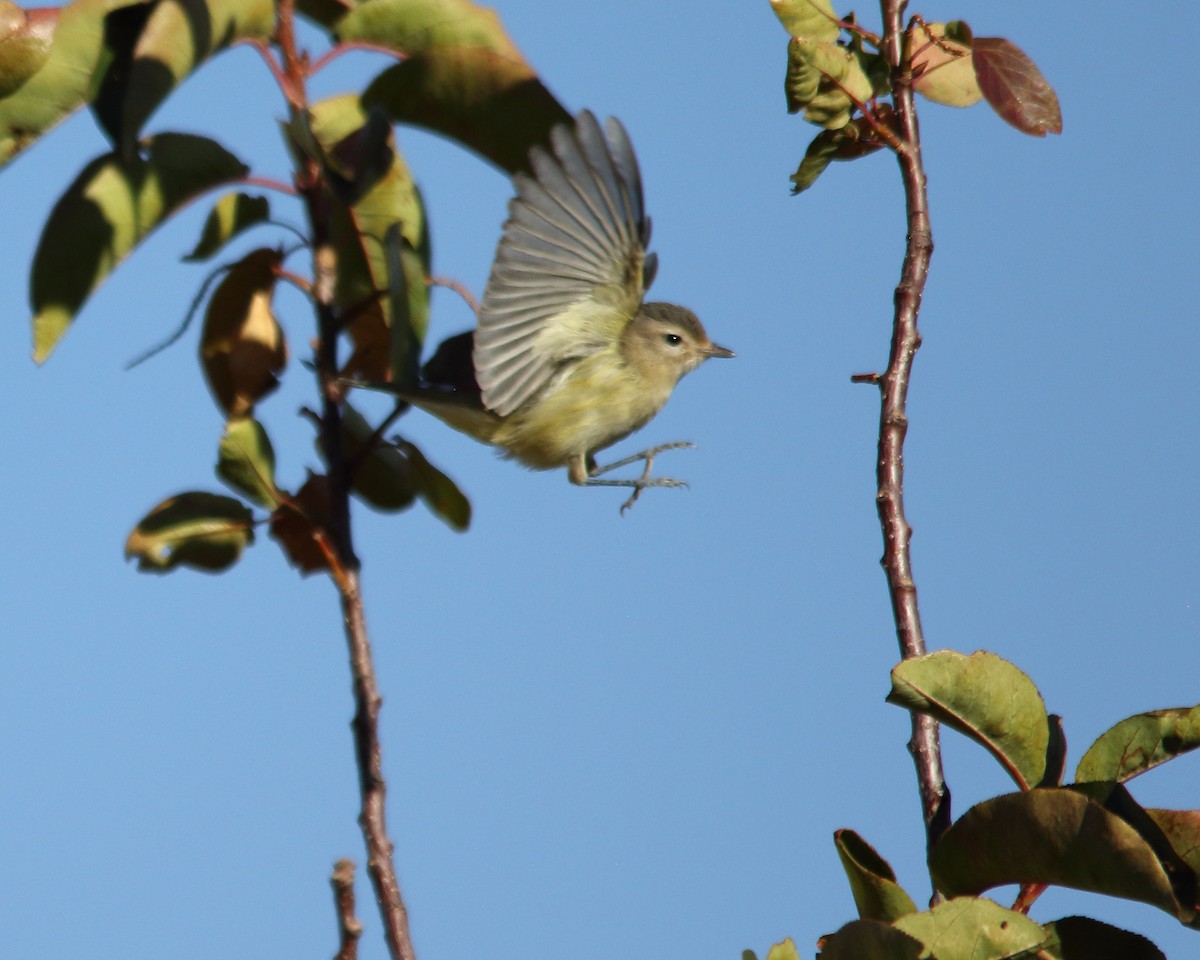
[
  {"x1": 331, "y1": 859, "x2": 363, "y2": 960},
  {"x1": 876, "y1": 0, "x2": 950, "y2": 882},
  {"x1": 275, "y1": 3, "x2": 418, "y2": 956}
]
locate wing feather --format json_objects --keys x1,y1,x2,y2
[{"x1": 474, "y1": 110, "x2": 654, "y2": 416}]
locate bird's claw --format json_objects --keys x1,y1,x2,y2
[{"x1": 586, "y1": 442, "x2": 696, "y2": 514}]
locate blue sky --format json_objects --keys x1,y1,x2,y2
[{"x1": 2, "y1": 2, "x2": 1197, "y2": 958}]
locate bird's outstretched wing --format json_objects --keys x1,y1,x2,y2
[{"x1": 474, "y1": 111, "x2": 657, "y2": 417}]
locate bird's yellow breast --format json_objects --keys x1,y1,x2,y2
[{"x1": 492, "y1": 348, "x2": 676, "y2": 470}]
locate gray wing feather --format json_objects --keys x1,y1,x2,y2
[{"x1": 474, "y1": 110, "x2": 653, "y2": 417}]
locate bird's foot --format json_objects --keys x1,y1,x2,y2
[{"x1": 586, "y1": 442, "x2": 695, "y2": 515}]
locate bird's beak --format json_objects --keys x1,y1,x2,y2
[{"x1": 706, "y1": 343, "x2": 735, "y2": 359}]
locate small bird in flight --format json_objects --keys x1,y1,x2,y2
[{"x1": 364, "y1": 110, "x2": 733, "y2": 513}]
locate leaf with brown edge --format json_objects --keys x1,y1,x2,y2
[
  {"x1": 269, "y1": 473, "x2": 333, "y2": 575},
  {"x1": 216, "y1": 416, "x2": 281, "y2": 509},
  {"x1": 30, "y1": 131, "x2": 249, "y2": 362},
  {"x1": 91, "y1": 0, "x2": 275, "y2": 155},
  {"x1": 1077, "y1": 704, "x2": 1200, "y2": 783},
  {"x1": 1147, "y1": 809, "x2": 1200, "y2": 880},
  {"x1": 200, "y1": 247, "x2": 287, "y2": 417},
  {"x1": 930, "y1": 789, "x2": 1188, "y2": 922},
  {"x1": 973, "y1": 37, "x2": 1062, "y2": 136},
  {"x1": 125, "y1": 491, "x2": 254, "y2": 573},
  {"x1": 888, "y1": 650, "x2": 1050, "y2": 790},
  {"x1": 0, "y1": 2, "x2": 56, "y2": 98}
]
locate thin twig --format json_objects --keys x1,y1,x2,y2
[
  {"x1": 124, "y1": 262, "x2": 233, "y2": 369},
  {"x1": 275, "y1": 3, "x2": 418, "y2": 957},
  {"x1": 876, "y1": 0, "x2": 950, "y2": 888},
  {"x1": 331, "y1": 860, "x2": 363, "y2": 960},
  {"x1": 426, "y1": 274, "x2": 479, "y2": 316}
]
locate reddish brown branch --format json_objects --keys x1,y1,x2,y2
[
  {"x1": 876, "y1": 0, "x2": 950, "y2": 881},
  {"x1": 275, "y1": 3, "x2": 418, "y2": 957},
  {"x1": 340, "y1": 571, "x2": 416, "y2": 960},
  {"x1": 331, "y1": 860, "x2": 364, "y2": 960}
]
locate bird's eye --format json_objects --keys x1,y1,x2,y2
[{"x1": 663, "y1": 333, "x2": 683, "y2": 347}]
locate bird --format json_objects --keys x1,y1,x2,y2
[{"x1": 362, "y1": 110, "x2": 733, "y2": 512}]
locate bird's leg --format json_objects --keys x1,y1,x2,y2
[{"x1": 582, "y1": 442, "x2": 696, "y2": 514}]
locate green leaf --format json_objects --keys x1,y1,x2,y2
[
  {"x1": 789, "y1": 116, "x2": 886, "y2": 194},
  {"x1": 125, "y1": 491, "x2": 254, "y2": 573},
  {"x1": 930, "y1": 789, "x2": 1187, "y2": 922},
  {"x1": 338, "y1": 405, "x2": 470, "y2": 530},
  {"x1": 911, "y1": 21, "x2": 982, "y2": 108},
  {"x1": 815, "y1": 920, "x2": 923, "y2": 960},
  {"x1": 768, "y1": 0, "x2": 839, "y2": 42},
  {"x1": 1077, "y1": 705, "x2": 1200, "y2": 783},
  {"x1": 0, "y1": 0, "x2": 144, "y2": 167},
  {"x1": 30, "y1": 131, "x2": 249, "y2": 362},
  {"x1": 784, "y1": 36, "x2": 877, "y2": 129},
  {"x1": 199, "y1": 247, "x2": 287, "y2": 416},
  {"x1": 0, "y1": 2, "x2": 55, "y2": 98},
  {"x1": 972, "y1": 37, "x2": 1062, "y2": 137},
  {"x1": 384, "y1": 221, "x2": 421, "y2": 389},
  {"x1": 350, "y1": 0, "x2": 568, "y2": 174},
  {"x1": 217, "y1": 416, "x2": 280, "y2": 508},
  {"x1": 1069, "y1": 780, "x2": 1197, "y2": 912},
  {"x1": 833, "y1": 829, "x2": 917, "y2": 922},
  {"x1": 91, "y1": 0, "x2": 275, "y2": 154},
  {"x1": 183, "y1": 191, "x2": 270, "y2": 261},
  {"x1": 395, "y1": 437, "x2": 471, "y2": 531},
  {"x1": 335, "y1": 0, "x2": 520, "y2": 54},
  {"x1": 340, "y1": 404, "x2": 418, "y2": 513},
  {"x1": 298, "y1": 94, "x2": 430, "y2": 382},
  {"x1": 893, "y1": 897, "x2": 1048, "y2": 958},
  {"x1": 1040, "y1": 916, "x2": 1165, "y2": 960},
  {"x1": 789, "y1": 131, "x2": 838, "y2": 194},
  {"x1": 888, "y1": 650, "x2": 1050, "y2": 790},
  {"x1": 762, "y1": 938, "x2": 801, "y2": 960}
]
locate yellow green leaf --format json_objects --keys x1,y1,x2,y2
[{"x1": 30, "y1": 131, "x2": 248, "y2": 362}]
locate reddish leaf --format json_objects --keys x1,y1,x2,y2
[
  {"x1": 269, "y1": 473, "x2": 334, "y2": 575},
  {"x1": 973, "y1": 37, "x2": 1062, "y2": 137}
]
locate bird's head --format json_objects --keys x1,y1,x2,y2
[{"x1": 623, "y1": 302, "x2": 735, "y2": 384}]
